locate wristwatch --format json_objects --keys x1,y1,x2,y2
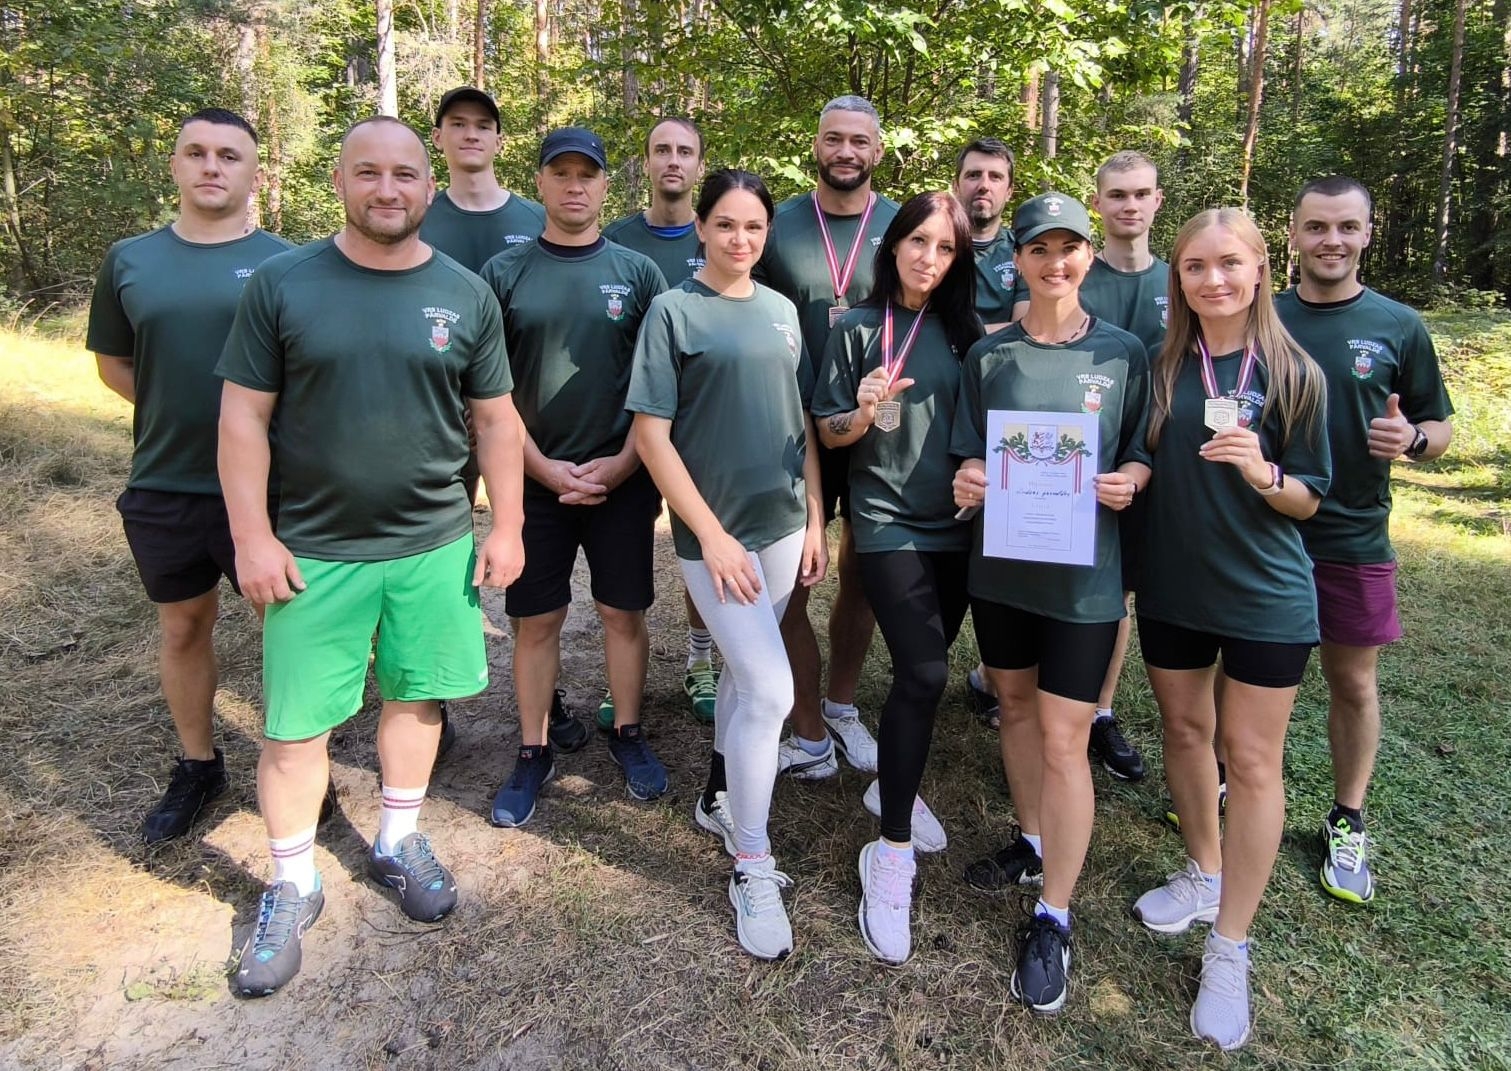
[
  {"x1": 1406, "y1": 424, "x2": 1429, "y2": 459},
  {"x1": 1256, "y1": 463, "x2": 1284, "y2": 497}
]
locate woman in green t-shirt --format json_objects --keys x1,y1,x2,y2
[
  {"x1": 1132, "y1": 207, "x2": 1331, "y2": 1051},
  {"x1": 628, "y1": 170, "x2": 827, "y2": 963}
]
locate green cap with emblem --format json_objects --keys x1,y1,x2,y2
[{"x1": 1013, "y1": 192, "x2": 1094, "y2": 247}]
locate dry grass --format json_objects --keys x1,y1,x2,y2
[{"x1": 1, "y1": 320, "x2": 1509, "y2": 1070}]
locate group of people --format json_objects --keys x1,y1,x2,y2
[{"x1": 86, "y1": 86, "x2": 1453, "y2": 1052}]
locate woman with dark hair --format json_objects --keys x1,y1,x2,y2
[
  {"x1": 810, "y1": 191, "x2": 982, "y2": 965},
  {"x1": 627, "y1": 169, "x2": 827, "y2": 962},
  {"x1": 1132, "y1": 208, "x2": 1329, "y2": 1051},
  {"x1": 950, "y1": 192, "x2": 1151, "y2": 1012}
]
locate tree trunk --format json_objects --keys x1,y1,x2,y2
[
  {"x1": 1040, "y1": 69, "x2": 1060, "y2": 163},
  {"x1": 1384, "y1": 0, "x2": 1414, "y2": 267},
  {"x1": 534, "y1": 0, "x2": 550, "y2": 132},
  {"x1": 473, "y1": 0, "x2": 487, "y2": 89},
  {"x1": 1432, "y1": 0, "x2": 1469, "y2": 282},
  {"x1": 376, "y1": 0, "x2": 398, "y2": 117},
  {"x1": 0, "y1": 124, "x2": 41, "y2": 295},
  {"x1": 1022, "y1": 68, "x2": 1039, "y2": 130},
  {"x1": 1238, "y1": 0, "x2": 1271, "y2": 208},
  {"x1": 1175, "y1": 9, "x2": 1201, "y2": 168},
  {"x1": 1291, "y1": 7, "x2": 1304, "y2": 129}
]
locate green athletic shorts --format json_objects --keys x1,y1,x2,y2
[{"x1": 262, "y1": 534, "x2": 487, "y2": 741}]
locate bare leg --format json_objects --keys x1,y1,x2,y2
[
  {"x1": 1149, "y1": 665, "x2": 1222, "y2": 874},
  {"x1": 988, "y1": 666, "x2": 1043, "y2": 836},
  {"x1": 825, "y1": 520, "x2": 875, "y2": 706},
  {"x1": 598, "y1": 603, "x2": 648, "y2": 728},
  {"x1": 1037, "y1": 692, "x2": 1098, "y2": 909},
  {"x1": 158, "y1": 590, "x2": 221, "y2": 760},
  {"x1": 377, "y1": 699, "x2": 443, "y2": 787},
  {"x1": 1319, "y1": 642, "x2": 1382, "y2": 810},
  {"x1": 258, "y1": 733, "x2": 332, "y2": 838},
  {"x1": 1095, "y1": 597, "x2": 1134, "y2": 710},
  {"x1": 511, "y1": 608, "x2": 568, "y2": 745}
]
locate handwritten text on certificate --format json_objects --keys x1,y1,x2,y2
[{"x1": 982, "y1": 409, "x2": 1100, "y2": 566}]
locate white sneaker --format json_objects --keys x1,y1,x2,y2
[
  {"x1": 1191, "y1": 930, "x2": 1252, "y2": 1050},
  {"x1": 694, "y1": 790, "x2": 736, "y2": 857},
  {"x1": 729, "y1": 856, "x2": 794, "y2": 960},
  {"x1": 822, "y1": 709, "x2": 879, "y2": 771},
  {"x1": 858, "y1": 840, "x2": 915, "y2": 966},
  {"x1": 1133, "y1": 857, "x2": 1221, "y2": 934},
  {"x1": 776, "y1": 735, "x2": 839, "y2": 780},
  {"x1": 862, "y1": 779, "x2": 947, "y2": 853}
]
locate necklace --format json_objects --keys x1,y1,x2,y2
[{"x1": 1021, "y1": 312, "x2": 1090, "y2": 345}]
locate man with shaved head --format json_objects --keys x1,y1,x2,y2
[{"x1": 217, "y1": 116, "x2": 526, "y2": 996}]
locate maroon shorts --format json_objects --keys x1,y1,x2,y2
[{"x1": 1312, "y1": 559, "x2": 1402, "y2": 648}]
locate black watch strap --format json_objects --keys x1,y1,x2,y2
[{"x1": 1407, "y1": 425, "x2": 1429, "y2": 459}]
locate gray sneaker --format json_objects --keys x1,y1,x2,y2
[
  {"x1": 729, "y1": 856, "x2": 794, "y2": 960},
  {"x1": 1191, "y1": 931, "x2": 1252, "y2": 1051},
  {"x1": 1319, "y1": 815, "x2": 1375, "y2": 904},
  {"x1": 366, "y1": 833, "x2": 458, "y2": 922},
  {"x1": 1132, "y1": 858, "x2": 1220, "y2": 934},
  {"x1": 231, "y1": 878, "x2": 324, "y2": 998}
]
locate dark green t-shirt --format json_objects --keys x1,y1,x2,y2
[
  {"x1": 603, "y1": 212, "x2": 706, "y2": 285},
  {"x1": 949, "y1": 321, "x2": 1152, "y2": 623},
  {"x1": 1078, "y1": 256, "x2": 1170, "y2": 357},
  {"x1": 1137, "y1": 350, "x2": 1333, "y2": 644},
  {"x1": 810, "y1": 305, "x2": 969, "y2": 554},
  {"x1": 416, "y1": 190, "x2": 545, "y2": 273},
  {"x1": 215, "y1": 239, "x2": 512, "y2": 562},
  {"x1": 756, "y1": 191, "x2": 901, "y2": 369},
  {"x1": 1276, "y1": 288, "x2": 1454, "y2": 564},
  {"x1": 972, "y1": 230, "x2": 1025, "y2": 326},
  {"x1": 626, "y1": 279, "x2": 812, "y2": 560},
  {"x1": 86, "y1": 226, "x2": 294, "y2": 495},
  {"x1": 481, "y1": 240, "x2": 666, "y2": 464}
]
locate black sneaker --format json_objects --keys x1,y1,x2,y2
[
  {"x1": 141, "y1": 750, "x2": 228, "y2": 844},
  {"x1": 1089, "y1": 715, "x2": 1146, "y2": 782},
  {"x1": 547, "y1": 690, "x2": 589, "y2": 754},
  {"x1": 965, "y1": 669, "x2": 1000, "y2": 730},
  {"x1": 436, "y1": 701, "x2": 458, "y2": 761},
  {"x1": 366, "y1": 832, "x2": 459, "y2": 922},
  {"x1": 963, "y1": 831, "x2": 1043, "y2": 892},
  {"x1": 231, "y1": 878, "x2": 324, "y2": 998},
  {"x1": 1010, "y1": 912, "x2": 1071, "y2": 1015}
]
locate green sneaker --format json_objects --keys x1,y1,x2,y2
[
  {"x1": 683, "y1": 660, "x2": 718, "y2": 724},
  {"x1": 596, "y1": 690, "x2": 615, "y2": 732}
]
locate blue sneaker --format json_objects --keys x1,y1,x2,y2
[
  {"x1": 367, "y1": 832, "x2": 458, "y2": 922},
  {"x1": 231, "y1": 877, "x2": 324, "y2": 998},
  {"x1": 490, "y1": 745, "x2": 555, "y2": 827},
  {"x1": 606, "y1": 723, "x2": 668, "y2": 801}
]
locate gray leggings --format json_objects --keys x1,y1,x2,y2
[{"x1": 679, "y1": 527, "x2": 805, "y2": 856}]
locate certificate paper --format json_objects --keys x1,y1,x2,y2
[{"x1": 982, "y1": 409, "x2": 1099, "y2": 566}]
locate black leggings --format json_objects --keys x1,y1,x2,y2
[{"x1": 857, "y1": 548, "x2": 970, "y2": 843}]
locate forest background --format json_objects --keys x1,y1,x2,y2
[{"x1": 0, "y1": 0, "x2": 1506, "y2": 313}]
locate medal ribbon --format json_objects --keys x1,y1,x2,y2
[
  {"x1": 1197, "y1": 335, "x2": 1257, "y2": 400},
  {"x1": 813, "y1": 192, "x2": 877, "y2": 305},
  {"x1": 881, "y1": 299, "x2": 929, "y2": 389}
]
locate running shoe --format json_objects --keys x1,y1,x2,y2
[
  {"x1": 776, "y1": 734, "x2": 838, "y2": 780},
  {"x1": 683, "y1": 660, "x2": 718, "y2": 725},
  {"x1": 1191, "y1": 930, "x2": 1252, "y2": 1051},
  {"x1": 965, "y1": 668, "x2": 1000, "y2": 730},
  {"x1": 963, "y1": 831, "x2": 1043, "y2": 891},
  {"x1": 489, "y1": 745, "x2": 556, "y2": 827},
  {"x1": 142, "y1": 750, "x2": 228, "y2": 844},
  {"x1": 861, "y1": 779, "x2": 947, "y2": 853},
  {"x1": 823, "y1": 708, "x2": 879, "y2": 771},
  {"x1": 366, "y1": 832, "x2": 458, "y2": 922},
  {"x1": 1162, "y1": 781, "x2": 1227, "y2": 833},
  {"x1": 694, "y1": 790, "x2": 736, "y2": 857},
  {"x1": 231, "y1": 877, "x2": 324, "y2": 997},
  {"x1": 857, "y1": 840, "x2": 915, "y2": 966},
  {"x1": 548, "y1": 690, "x2": 589, "y2": 753},
  {"x1": 1319, "y1": 813, "x2": 1375, "y2": 904},
  {"x1": 1088, "y1": 715, "x2": 1146, "y2": 781},
  {"x1": 1010, "y1": 912, "x2": 1071, "y2": 1015},
  {"x1": 595, "y1": 690, "x2": 615, "y2": 732},
  {"x1": 729, "y1": 856, "x2": 794, "y2": 960},
  {"x1": 606, "y1": 723, "x2": 668, "y2": 801},
  {"x1": 1132, "y1": 857, "x2": 1220, "y2": 934}
]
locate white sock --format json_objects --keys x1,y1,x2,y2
[
  {"x1": 1196, "y1": 862, "x2": 1222, "y2": 890},
  {"x1": 1036, "y1": 898, "x2": 1070, "y2": 927},
  {"x1": 878, "y1": 839, "x2": 915, "y2": 863},
  {"x1": 269, "y1": 825, "x2": 319, "y2": 897},
  {"x1": 687, "y1": 628, "x2": 713, "y2": 668},
  {"x1": 377, "y1": 783, "x2": 427, "y2": 856},
  {"x1": 794, "y1": 733, "x2": 830, "y2": 756},
  {"x1": 1022, "y1": 832, "x2": 1043, "y2": 857},
  {"x1": 822, "y1": 698, "x2": 858, "y2": 720},
  {"x1": 1094, "y1": 707, "x2": 1114, "y2": 723}
]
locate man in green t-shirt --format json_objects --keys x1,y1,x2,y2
[
  {"x1": 481, "y1": 127, "x2": 670, "y2": 828},
  {"x1": 953, "y1": 137, "x2": 1020, "y2": 331},
  {"x1": 603, "y1": 117, "x2": 718, "y2": 725},
  {"x1": 756, "y1": 96, "x2": 900, "y2": 778},
  {"x1": 87, "y1": 107, "x2": 292, "y2": 846},
  {"x1": 217, "y1": 117, "x2": 526, "y2": 998},
  {"x1": 1278, "y1": 175, "x2": 1454, "y2": 905}
]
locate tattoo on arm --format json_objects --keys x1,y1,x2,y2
[{"x1": 827, "y1": 412, "x2": 855, "y2": 436}]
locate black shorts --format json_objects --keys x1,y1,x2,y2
[
  {"x1": 971, "y1": 598, "x2": 1120, "y2": 703},
  {"x1": 815, "y1": 439, "x2": 850, "y2": 525},
  {"x1": 505, "y1": 466, "x2": 661, "y2": 618},
  {"x1": 118, "y1": 487, "x2": 241, "y2": 604},
  {"x1": 1136, "y1": 615, "x2": 1314, "y2": 689}
]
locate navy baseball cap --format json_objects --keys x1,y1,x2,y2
[
  {"x1": 539, "y1": 127, "x2": 608, "y2": 170},
  {"x1": 1013, "y1": 192, "x2": 1094, "y2": 246},
  {"x1": 435, "y1": 87, "x2": 500, "y2": 129}
]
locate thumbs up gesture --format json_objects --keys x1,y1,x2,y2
[{"x1": 1367, "y1": 392, "x2": 1415, "y2": 459}]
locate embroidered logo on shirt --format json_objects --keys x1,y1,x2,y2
[
  {"x1": 1349, "y1": 338, "x2": 1384, "y2": 380},
  {"x1": 234, "y1": 268, "x2": 256, "y2": 280},
  {"x1": 1156, "y1": 295, "x2": 1170, "y2": 328},
  {"x1": 600, "y1": 282, "x2": 633, "y2": 321},
  {"x1": 773, "y1": 323, "x2": 798, "y2": 357},
  {"x1": 424, "y1": 305, "x2": 461, "y2": 353},
  {"x1": 1236, "y1": 388, "x2": 1265, "y2": 429},
  {"x1": 995, "y1": 261, "x2": 1016, "y2": 288},
  {"x1": 504, "y1": 234, "x2": 534, "y2": 245},
  {"x1": 1076, "y1": 373, "x2": 1114, "y2": 414}
]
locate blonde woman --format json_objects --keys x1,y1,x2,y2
[{"x1": 1133, "y1": 208, "x2": 1331, "y2": 1049}]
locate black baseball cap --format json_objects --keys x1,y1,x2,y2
[
  {"x1": 435, "y1": 87, "x2": 500, "y2": 129},
  {"x1": 1013, "y1": 192, "x2": 1094, "y2": 246},
  {"x1": 539, "y1": 127, "x2": 608, "y2": 170}
]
